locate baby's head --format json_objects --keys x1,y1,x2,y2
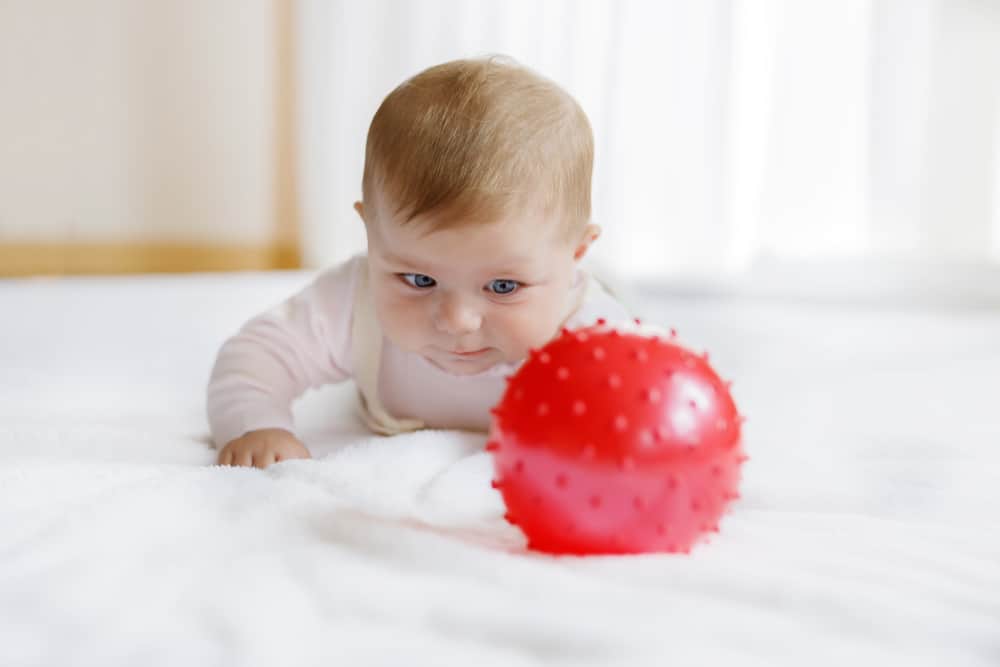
[{"x1": 355, "y1": 56, "x2": 601, "y2": 375}]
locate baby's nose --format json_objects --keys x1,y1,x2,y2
[{"x1": 434, "y1": 293, "x2": 482, "y2": 335}]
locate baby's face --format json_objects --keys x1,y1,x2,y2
[{"x1": 363, "y1": 195, "x2": 588, "y2": 375}]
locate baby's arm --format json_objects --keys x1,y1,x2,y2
[{"x1": 207, "y1": 259, "x2": 358, "y2": 468}]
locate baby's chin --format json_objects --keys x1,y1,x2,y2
[
  {"x1": 415, "y1": 344, "x2": 528, "y2": 377},
  {"x1": 423, "y1": 350, "x2": 505, "y2": 376}
]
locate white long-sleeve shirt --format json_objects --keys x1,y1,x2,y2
[{"x1": 207, "y1": 255, "x2": 630, "y2": 447}]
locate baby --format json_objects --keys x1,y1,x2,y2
[{"x1": 207, "y1": 56, "x2": 630, "y2": 468}]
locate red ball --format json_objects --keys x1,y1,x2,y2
[{"x1": 487, "y1": 322, "x2": 745, "y2": 555}]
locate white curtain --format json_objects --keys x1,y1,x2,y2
[{"x1": 295, "y1": 0, "x2": 1000, "y2": 296}]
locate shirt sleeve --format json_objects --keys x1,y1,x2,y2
[{"x1": 206, "y1": 256, "x2": 361, "y2": 448}]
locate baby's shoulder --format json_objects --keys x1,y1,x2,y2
[
  {"x1": 281, "y1": 253, "x2": 370, "y2": 325},
  {"x1": 308, "y1": 253, "x2": 368, "y2": 299},
  {"x1": 314, "y1": 253, "x2": 367, "y2": 285},
  {"x1": 566, "y1": 272, "x2": 633, "y2": 328}
]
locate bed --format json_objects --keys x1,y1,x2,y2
[{"x1": 1, "y1": 270, "x2": 998, "y2": 666}]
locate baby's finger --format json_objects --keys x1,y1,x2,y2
[
  {"x1": 218, "y1": 449, "x2": 232, "y2": 466},
  {"x1": 279, "y1": 444, "x2": 310, "y2": 462},
  {"x1": 252, "y1": 451, "x2": 275, "y2": 469},
  {"x1": 233, "y1": 449, "x2": 254, "y2": 467}
]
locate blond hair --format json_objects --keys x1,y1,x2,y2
[{"x1": 361, "y1": 56, "x2": 593, "y2": 234}]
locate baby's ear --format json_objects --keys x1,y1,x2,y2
[
  {"x1": 573, "y1": 224, "x2": 602, "y2": 261},
  {"x1": 353, "y1": 201, "x2": 367, "y2": 223}
]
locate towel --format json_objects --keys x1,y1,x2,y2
[{"x1": 1, "y1": 272, "x2": 998, "y2": 667}]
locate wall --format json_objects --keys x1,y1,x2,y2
[
  {"x1": 296, "y1": 0, "x2": 1000, "y2": 288},
  {"x1": 0, "y1": 0, "x2": 299, "y2": 275}
]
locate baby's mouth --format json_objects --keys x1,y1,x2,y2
[{"x1": 449, "y1": 348, "x2": 490, "y2": 357}]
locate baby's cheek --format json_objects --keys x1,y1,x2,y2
[
  {"x1": 495, "y1": 306, "x2": 563, "y2": 358},
  {"x1": 375, "y1": 292, "x2": 427, "y2": 350}
]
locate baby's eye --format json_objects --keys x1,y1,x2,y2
[
  {"x1": 487, "y1": 279, "x2": 520, "y2": 295},
  {"x1": 400, "y1": 273, "x2": 436, "y2": 289}
]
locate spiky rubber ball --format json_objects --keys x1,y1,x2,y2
[{"x1": 487, "y1": 321, "x2": 746, "y2": 555}]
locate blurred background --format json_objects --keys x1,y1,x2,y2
[{"x1": 1, "y1": 0, "x2": 998, "y2": 304}]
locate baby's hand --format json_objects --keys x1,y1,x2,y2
[{"x1": 217, "y1": 428, "x2": 311, "y2": 469}]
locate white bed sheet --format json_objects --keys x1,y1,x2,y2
[{"x1": 0, "y1": 271, "x2": 998, "y2": 666}]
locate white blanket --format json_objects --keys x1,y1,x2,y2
[{"x1": 1, "y1": 273, "x2": 998, "y2": 666}]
